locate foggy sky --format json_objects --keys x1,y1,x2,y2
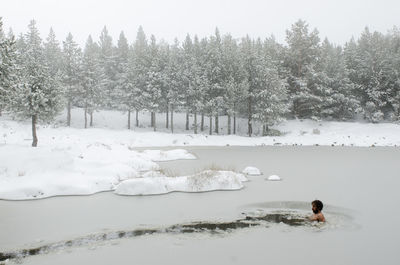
[{"x1": 1, "y1": 0, "x2": 399, "y2": 46}]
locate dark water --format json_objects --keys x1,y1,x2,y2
[{"x1": 0, "y1": 211, "x2": 312, "y2": 262}]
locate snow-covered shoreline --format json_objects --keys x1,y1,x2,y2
[{"x1": 1, "y1": 110, "x2": 400, "y2": 200}]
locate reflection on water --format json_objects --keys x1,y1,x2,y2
[{"x1": 0, "y1": 201, "x2": 356, "y2": 263}]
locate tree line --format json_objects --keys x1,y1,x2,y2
[{"x1": 1, "y1": 18, "x2": 400, "y2": 146}]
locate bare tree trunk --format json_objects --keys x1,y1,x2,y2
[
  {"x1": 215, "y1": 114, "x2": 219, "y2": 134},
  {"x1": 166, "y1": 105, "x2": 169, "y2": 129},
  {"x1": 201, "y1": 113, "x2": 204, "y2": 131},
  {"x1": 32, "y1": 114, "x2": 38, "y2": 147},
  {"x1": 233, "y1": 113, "x2": 236, "y2": 135},
  {"x1": 84, "y1": 107, "x2": 87, "y2": 129},
  {"x1": 128, "y1": 110, "x2": 131, "y2": 130},
  {"x1": 90, "y1": 111, "x2": 93, "y2": 127},
  {"x1": 171, "y1": 106, "x2": 174, "y2": 133},
  {"x1": 248, "y1": 97, "x2": 252, "y2": 137},
  {"x1": 194, "y1": 112, "x2": 197, "y2": 134},
  {"x1": 136, "y1": 109, "x2": 139, "y2": 127},
  {"x1": 185, "y1": 111, "x2": 189, "y2": 130},
  {"x1": 151, "y1": 112, "x2": 154, "y2": 127},
  {"x1": 153, "y1": 112, "x2": 156, "y2": 132},
  {"x1": 209, "y1": 115, "x2": 212, "y2": 135},
  {"x1": 67, "y1": 100, "x2": 71, "y2": 126},
  {"x1": 227, "y1": 114, "x2": 231, "y2": 135},
  {"x1": 0, "y1": 109, "x2": 2, "y2": 116}
]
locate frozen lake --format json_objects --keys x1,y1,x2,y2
[{"x1": 1, "y1": 146, "x2": 399, "y2": 265}]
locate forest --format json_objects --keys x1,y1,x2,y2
[{"x1": 1, "y1": 18, "x2": 400, "y2": 144}]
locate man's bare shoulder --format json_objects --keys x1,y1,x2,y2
[{"x1": 310, "y1": 213, "x2": 325, "y2": 222}]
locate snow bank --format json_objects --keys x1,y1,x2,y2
[
  {"x1": 0, "y1": 143, "x2": 196, "y2": 200},
  {"x1": 115, "y1": 170, "x2": 247, "y2": 196},
  {"x1": 242, "y1": 166, "x2": 262, "y2": 175}
]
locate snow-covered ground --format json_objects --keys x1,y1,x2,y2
[{"x1": 1, "y1": 108, "x2": 400, "y2": 200}]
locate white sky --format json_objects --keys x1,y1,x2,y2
[{"x1": 1, "y1": 0, "x2": 399, "y2": 47}]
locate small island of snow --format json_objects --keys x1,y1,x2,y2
[
  {"x1": 242, "y1": 166, "x2": 262, "y2": 176},
  {"x1": 115, "y1": 170, "x2": 248, "y2": 196},
  {"x1": 267, "y1": 175, "x2": 281, "y2": 181}
]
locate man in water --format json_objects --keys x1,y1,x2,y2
[{"x1": 309, "y1": 200, "x2": 326, "y2": 222}]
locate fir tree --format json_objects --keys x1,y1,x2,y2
[
  {"x1": 44, "y1": 28, "x2": 62, "y2": 77},
  {"x1": 81, "y1": 35, "x2": 103, "y2": 128},
  {"x1": 131, "y1": 26, "x2": 149, "y2": 127},
  {"x1": 285, "y1": 20, "x2": 321, "y2": 119},
  {"x1": 98, "y1": 26, "x2": 116, "y2": 109},
  {"x1": 166, "y1": 38, "x2": 184, "y2": 133},
  {"x1": 114, "y1": 31, "x2": 133, "y2": 129},
  {"x1": 62, "y1": 32, "x2": 82, "y2": 126},
  {"x1": 145, "y1": 35, "x2": 163, "y2": 131},
  {"x1": 10, "y1": 20, "x2": 62, "y2": 146},
  {"x1": 0, "y1": 18, "x2": 18, "y2": 115}
]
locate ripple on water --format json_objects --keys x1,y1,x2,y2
[
  {"x1": 0, "y1": 201, "x2": 359, "y2": 263},
  {"x1": 242, "y1": 200, "x2": 359, "y2": 231}
]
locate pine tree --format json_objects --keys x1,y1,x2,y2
[
  {"x1": 221, "y1": 34, "x2": 246, "y2": 135},
  {"x1": 316, "y1": 39, "x2": 360, "y2": 120},
  {"x1": 208, "y1": 28, "x2": 224, "y2": 134},
  {"x1": 197, "y1": 37, "x2": 211, "y2": 132},
  {"x1": 0, "y1": 19, "x2": 19, "y2": 116},
  {"x1": 240, "y1": 35, "x2": 257, "y2": 136},
  {"x1": 44, "y1": 28, "x2": 62, "y2": 77},
  {"x1": 131, "y1": 26, "x2": 149, "y2": 127},
  {"x1": 285, "y1": 20, "x2": 321, "y2": 119},
  {"x1": 166, "y1": 38, "x2": 184, "y2": 133},
  {"x1": 98, "y1": 26, "x2": 116, "y2": 109},
  {"x1": 114, "y1": 31, "x2": 133, "y2": 129},
  {"x1": 157, "y1": 41, "x2": 171, "y2": 130},
  {"x1": 62, "y1": 32, "x2": 82, "y2": 126},
  {"x1": 10, "y1": 20, "x2": 62, "y2": 146},
  {"x1": 182, "y1": 34, "x2": 195, "y2": 131},
  {"x1": 345, "y1": 27, "x2": 398, "y2": 122},
  {"x1": 191, "y1": 35, "x2": 206, "y2": 134},
  {"x1": 81, "y1": 35, "x2": 103, "y2": 128},
  {"x1": 145, "y1": 35, "x2": 163, "y2": 131},
  {"x1": 387, "y1": 27, "x2": 400, "y2": 120}
]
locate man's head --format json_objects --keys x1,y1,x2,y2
[{"x1": 312, "y1": 200, "x2": 323, "y2": 214}]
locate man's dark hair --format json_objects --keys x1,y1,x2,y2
[{"x1": 312, "y1": 200, "x2": 323, "y2": 211}]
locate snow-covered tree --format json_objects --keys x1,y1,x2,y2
[
  {"x1": 81, "y1": 35, "x2": 103, "y2": 128},
  {"x1": 113, "y1": 31, "x2": 134, "y2": 129},
  {"x1": 207, "y1": 28, "x2": 224, "y2": 134},
  {"x1": 145, "y1": 35, "x2": 163, "y2": 131},
  {"x1": 240, "y1": 36, "x2": 257, "y2": 136},
  {"x1": 344, "y1": 27, "x2": 399, "y2": 121},
  {"x1": 131, "y1": 26, "x2": 149, "y2": 127},
  {"x1": 221, "y1": 34, "x2": 245, "y2": 135},
  {"x1": 9, "y1": 20, "x2": 63, "y2": 146},
  {"x1": 182, "y1": 34, "x2": 195, "y2": 131},
  {"x1": 166, "y1": 38, "x2": 184, "y2": 133},
  {"x1": 62, "y1": 32, "x2": 82, "y2": 126},
  {"x1": 315, "y1": 39, "x2": 360, "y2": 120},
  {"x1": 0, "y1": 18, "x2": 19, "y2": 115},
  {"x1": 285, "y1": 20, "x2": 321, "y2": 119},
  {"x1": 44, "y1": 28, "x2": 62, "y2": 77},
  {"x1": 98, "y1": 26, "x2": 116, "y2": 109}
]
